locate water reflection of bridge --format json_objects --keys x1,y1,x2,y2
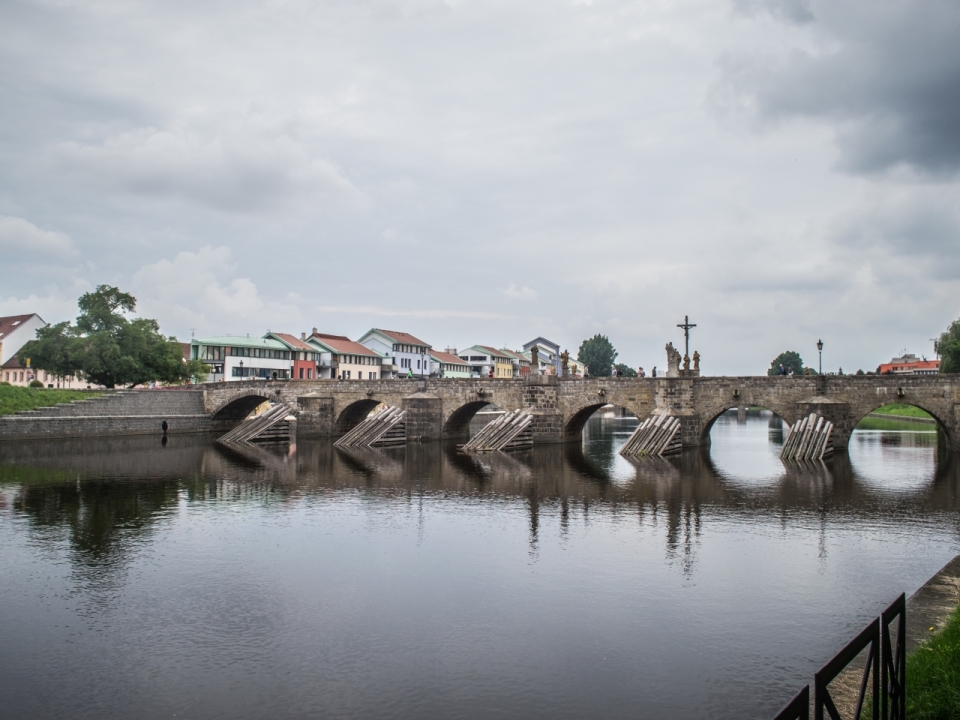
[{"x1": 3, "y1": 435, "x2": 958, "y2": 575}]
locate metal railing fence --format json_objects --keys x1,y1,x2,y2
[{"x1": 771, "y1": 594, "x2": 906, "y2": 720}]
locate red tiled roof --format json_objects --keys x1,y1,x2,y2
[
  {"x1": 375, "y1": 329, "x2": 430, "y2": 347},
  {"x1": 0, "y1": 314, "x2": 39, "y2": 337},
  {"x1": 499, "y1": 348, "x2": 529, "y2": 362},
  {"x1": 477, "y1": 345, "x2": 511, "y2": 358},
  {"x1": 2, "y1": 355, "x2": 24, "y2": 369},
  {"x1": 270, "y1": 332, "x2": 315, "y2": 351},
  {"x1": 430, "y1": 350, "x2": 468, "y2": 366},
  {"x1": 310, "y1": 333, "x2": 381, "y2": 356}
]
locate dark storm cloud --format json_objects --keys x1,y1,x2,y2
[{"x1": 721, "y1": 0, "x2": 960, "y2": 175}]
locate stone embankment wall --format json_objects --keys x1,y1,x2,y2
[{"x1": 0, "y1": 390, "x2": 209, "y2": 440}]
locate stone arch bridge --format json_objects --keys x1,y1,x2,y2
[{"x1": 202, "y1": 373, "x2": 960, "y2": 452}]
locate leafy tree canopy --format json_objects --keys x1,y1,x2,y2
[
  {"x1": 578, "y1": 334, "x2": 617, "y2": 377},
  {"x1": 936, "y1": 318, "x2": 960, "y2": 373},
  {"x1": 614, "y1": 363, "x2": 637, "y2": 377},
  {"x1": 19, "y1": 285, "x2": 195, "y2": 388},
  {"x1": 768, "y1": 351, "x2": 804, "y2": 376}
]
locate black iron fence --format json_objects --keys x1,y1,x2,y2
[{"x1": 772, "y1": 593, "x2": 905, "y2": 720}]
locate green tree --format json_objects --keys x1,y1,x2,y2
[
  {"x1": 20, "y1": 285, "x2": 195, "y2": 388},
  {"x1": 18, "y1": 321, "x2": 83, "y2": 383},
  {"x1": 937, "y1": 318, "x2": 960, "y2": 373},
  {"x1": 768, "y1": 350, "x2": 804, "y2": 376},
  {"x1": 186, "y1": 359, "x2": 209, "y2": 383},
  {"x1": 578, "y1": 335, "x2": 617, "y2": 377},
  {"x1": 614, "y1": 363, "x2": 637, "y2": 377}
]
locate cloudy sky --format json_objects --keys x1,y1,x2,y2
[{"x1": 1, "y1": 0, "x2": 957, "y2": 374}]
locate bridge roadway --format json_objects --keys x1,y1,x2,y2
[
  {"x1": 1, "y1": 373, "x2": 957, "y2": 450},
  {"x1": 202, "y1": 373, "x2": 960, "y2": 452}
]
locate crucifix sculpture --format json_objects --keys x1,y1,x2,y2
[{"x1": 677, "y1": 315, "x2": 696, "y2": 359}]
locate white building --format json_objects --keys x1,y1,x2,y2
[
  {"x1": 0, "y1": 313, "x2": 87, "y2": 387},
  {"x1": 358, "y1": 328, "x2": 432, "y2": 379},
  {"x1": 191, "y1": 336, "x2": 293, "y2": 381},
  {"x1": 522, "y1": 337, "x2": 562, "y2": 375},
  {"x1": 0, "y1": 313, "x2": 47, "y2": 369},
  {"x1": 307, "y1": 332, "x2": 384, "y2": 380}
]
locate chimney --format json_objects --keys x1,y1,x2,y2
[
  {"x1": 301, "y1": 332, "x2": 306, "y2": 341},
  {"x1": 445, "y1": 347, "x2": 457, "y2": 355},
  {"x1": 312, "y1": 327, "x2": 317, "y2": 335}
]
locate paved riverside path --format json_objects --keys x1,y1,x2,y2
[{"x1": 1, "y1": 374, "x2": 958, "y2": 450}]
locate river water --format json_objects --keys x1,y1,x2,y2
[{"x1": 1, "y1": 411, "x2": 957, "y2": 720}]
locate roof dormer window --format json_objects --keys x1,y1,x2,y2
[{"x1": 12, "y1": 321, "x2": 20, "y2": 326}]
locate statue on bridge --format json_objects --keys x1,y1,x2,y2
[
  {"x1": 560, "y1": 349, "x2": 569, "y2": 377},
  {"x1": 665, "y1": 342, "x2": 682, "y2": 378},
  {"x1": 693, "y1": 351, "x2": 700, "y2": 373},
  {"x1": 530, "y1": 345, "x2": 539, "y2": 376}
]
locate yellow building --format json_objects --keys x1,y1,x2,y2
[{"x1": 459, "y1": 346, "x2": 515, "y2": 379}]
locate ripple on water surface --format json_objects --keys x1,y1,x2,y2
[{"x1": 0, "y1": 413, "x2": 958, "y2": 720}]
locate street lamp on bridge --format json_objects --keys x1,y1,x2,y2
[{"x1": 817, "y1": 339, "x2": 823, "y2": 375}]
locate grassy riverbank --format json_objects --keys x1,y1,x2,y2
[
  {"x1": 870, "y1": 403, "x2": 933, "y2": 419},
  {"x1": 907, "y1": 604, "x2": 960, "y2": 719},
  {"x1": 0, "y1": 385, "x2": 102, "y2": 416}
]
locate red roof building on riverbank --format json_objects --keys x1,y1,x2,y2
[{"x1": 877, "y1": 354, "x2": 940, "y2": 375}]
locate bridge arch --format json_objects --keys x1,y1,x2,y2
[
  {"x1": 852, "y1": 400, "x2": 952, "y2": 441},
  {"x1": 210, "y1": 392, "x2": 273, "y2": 431},
  {"x1": 443, "y1": 400, "x2": 503, "y2": 438},
  {"x1": 699, "y1": 403, "x2": 794, "y2": 446},
  {"x1": 563, "y1": 402, "x2": 640, "y2": 441},
  {"x1": 334, "y1": 399, "x2": 384, "y2": 435}
]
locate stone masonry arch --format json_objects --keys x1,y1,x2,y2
[
  {"x1": 697, "y1": 402, "x2": 796, "y2": 446},
  {"x1": 209, "y1": 391, "x2": 274, "y2": 431},
  {"x1": 850, "y1": 398, "x2": 954, "y2": 444},
  {"x1": 334, "y1": 399, "x2": 385, "y2": 434}
]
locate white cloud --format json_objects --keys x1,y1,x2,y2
[
  {"x1": 131, "y1": 246, "x2": 305, "y2": 339},
  {"x1": 314, "y1": 305, "x2": 514, "y2": 321},
  {"x1": 0, "y1": 280, "x2": 91, "y2": 325},
  {"x1": 0, "y1": 216, "x2": 78, "y2": 259},
  {"x1": 502, "y1": 283, "x2": 538, "y2": 301}
]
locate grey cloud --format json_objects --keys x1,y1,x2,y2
[
  {"x1": 54, "y1": 120, "x2": 366, "y2": 214},
  {"x1": 719, "y1": 0, "x2": 960, "y2": 175},
  {"x1": 731, "y1": 0, "x2": 814, "y2": 24},
  {"x1": 830, "y1": 192, "x2": 960, "y2": 279}
]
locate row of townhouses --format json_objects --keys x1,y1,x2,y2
[
  {"x1": 189, "y1": 328, "x2": 585, "y2": 381},
  {"x1": 1, "y1": 313, "x2": 944, "y2": 387},
  {"x1": 0, "y1": 313, "x2": 583, "y2": 387}
]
